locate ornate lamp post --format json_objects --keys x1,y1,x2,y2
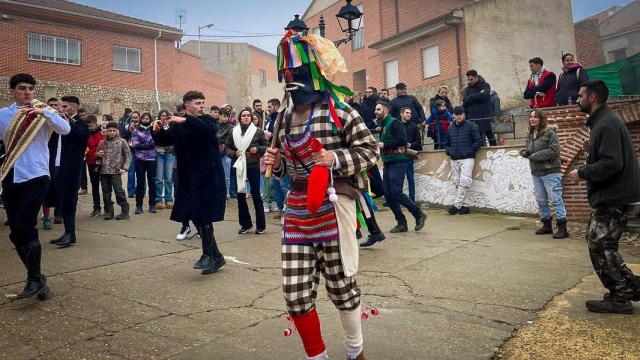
[{"x1": 286, "y1": 0, "x2": 363, "y2": 47}]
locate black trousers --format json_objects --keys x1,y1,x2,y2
[
  {"x1": 383, "y1": 161, "x2": 422, "y2": 226},
  {"x1": 237, "y1": 166, "x2": 265, "y2": 230},
  {"x1": 369, "y1": 164, "x2": 384, "y2": 198},
  {"x1": 101, "y1": 174, "x2": 129, "y2": 215},
  {"x1": 88, "y1": 164, "x2": 101, "y2": 210},
  {"x1": 363, "y1": 197, "x2": 382, "y2": 235},
  {"x1": 135, "y1": 160, "x2": 156, "y2": 207},
  {"x1": 2, "y1": 172, "x2": 49, "y2": 280},
  {"x1": 80, "y1": 160, "x2": 88, "y2": 189},
  {"x1": 481, "y1": 129, "x2": 497, "y2": 146},
  {"x1": 587, "y1": 206, "x2": 640, "y2": 300}
]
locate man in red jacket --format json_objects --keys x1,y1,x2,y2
[{"x1": 523, "y1": 57, "x2": 557, "y2": 109}]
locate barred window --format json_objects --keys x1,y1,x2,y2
[
  {"x1": 113, "y1": 45, "x2": 141, "y2": 73},
  {"x1": 28, "y1": 33, "x2": 81, "y2": 65},
  {"x1": 259, "y1": 69, "x2": 267, "y2": 87}
]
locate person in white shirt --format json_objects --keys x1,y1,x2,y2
[{"x1": 0, "y1": 73, "x2": 70, "y2": 300}]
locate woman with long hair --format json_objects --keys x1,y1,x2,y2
[
  {"x1": 225, "y1": 107, "x2": 268, "y2": 234},
  {"x1": 154, "y1": 110, "x2": 175, "y2": 210},
  {"x1": 130, "y1": 112, "x2": 157, "y2": 214},
  {"x1": 520, "y1": 110, "x2": 569, "y2": 239}
]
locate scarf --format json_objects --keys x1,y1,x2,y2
[
  {"x1": 0, "y1": 100, "x2": 50, "y2": 182},
  {"x1": 232, "y1": 123, "x2": 257, "y2": 193},
  {"x1": 531, "y1": 66, "x2": 546, "y2": 87}
]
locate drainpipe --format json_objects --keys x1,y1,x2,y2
[
  {"x1": 154, "y1": 30, "x2": 162, "y2": 112},
  {"x1": 445, "y1": 13, "x2": 463, "y2": 98}
]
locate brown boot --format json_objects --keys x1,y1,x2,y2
[{"x1": 349, "y1": 351, "x2": 365, "y2": 360}]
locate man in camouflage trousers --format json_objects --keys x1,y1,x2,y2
[{"x1": 570, "y1": 80, "x2": 640, "y2": 314}]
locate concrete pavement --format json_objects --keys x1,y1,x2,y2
[{"x1": 0, "y1": 195, "x2": 637, "y2": 359}]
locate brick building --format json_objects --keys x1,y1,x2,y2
[
  {"x1": 181, "y1": 41, "x2": 281, "y2": 111},
  {"x1": 302, "y1": 0, "x2": 575, "y2": 110},
  {"x1": 0, "y1": 0, "x2": 227, "y2": 117}
]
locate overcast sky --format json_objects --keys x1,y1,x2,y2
[{"x1": 73, "y1": 0, "x2": 633, "y2": 54}]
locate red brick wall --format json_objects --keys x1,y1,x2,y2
[
  {"x1": 0, "y1": 14, "x2": 225, "y2": 101},
  {"x1": 544, "y1": 100, "x2": 640, "y2": 221},
  {"x1": 574, "y1": 18, "x2": 605, "y2": 68},
  {"x1": 172, "y1": 50, "x2": 227, "y2": 106},
  {"x1": 249, "y1": 48, "x2": 278, "y2": 82}
]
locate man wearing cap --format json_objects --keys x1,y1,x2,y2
[
  {"x1": 390, "y1": 82, "x2": 426, "y2": 126},
  {"x1": 444, "y1": 106, "x2": 482, "y2": 215}
]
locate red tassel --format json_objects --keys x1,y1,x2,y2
[
  {"x1": 327, "y1": 96, "x2": 343, "y2": 129},
  {"x1": 307, "y1": 166, "x2": 329, "y2": 213}
]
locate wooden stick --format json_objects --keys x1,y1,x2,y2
[{"x1": 264, "y1": 102, "x2": 287, "y2": 179}]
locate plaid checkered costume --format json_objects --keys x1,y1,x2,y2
[{"x1": 273, "y1": 102, "x2": 379, "y2": 315}]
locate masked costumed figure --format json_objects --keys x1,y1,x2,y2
[{"x1": 268, "y1": 31, "x2": 379, "y2": 360}]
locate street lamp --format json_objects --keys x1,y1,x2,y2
[
  {"x1": 316, "y1": 0, "x2": 363, "y2": 47},
  {"x1": 284, "y1": 14, "x2": 309, "y2": 34},
  {"x1": 198, "y1": 23, "x2": 214, "y2": 56}
]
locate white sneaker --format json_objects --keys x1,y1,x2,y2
[
  {"x1": 269, "y1": 202, "x2": 279, "y2": 212},
  {"x1": 263, "y1": 204, "x2": 271, "y2": 213},
  {"x1": 176, "y1": 226, "x2": 191, "y2": 240}
]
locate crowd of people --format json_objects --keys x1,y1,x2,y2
[{"x1": 1, "y1": 32, "x2": 639, "y2": 360}]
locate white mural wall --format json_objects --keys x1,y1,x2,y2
[{"x1": 411, "y1": 147, "x2": 538, "y2": 214}]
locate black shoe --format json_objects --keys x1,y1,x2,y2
[
  {"x1": 49, "y1": 233, "x2": 65, "y2": 244},
  {"x1": 535, "y1": 218, "x2": 553, "y2": 235},
  {"x1": 16, "y1": 275, "x2": 49, "y2": 300},
  {"x1": 56, "y1": 233, "x2": 76, "y2": 248},
  {"x1": 193, "y1": 255, "x2": 208, "y2": 269},
  {"x1": 415, "y1": 212, "x2": 427, "y2": 231},
  {"x1": 553, "y1": 218, "x2": 569, "y2": 239},
  {"x1": 356, "y1": 229, "x2": 363, "y2": 239},
  {"x1": 134, "y1": 206, "x2": 143, "y2": 214},
  {"x1": 148, "y1": 207, "x2": 157, "y2": 214},
  {"x1": 115, "y1": 213, "x2": 129, "y2": 220},
  {"x1": 89, "y1": 209, "x2": 101, "y2": 217},
  {"x1": 360, "y1": 232, "x2": 386, "y2": 247},
  {"x1": 104, "y1": 213, "x2": 114, "y2": 221},
  {"x1": 457, "y1": 206, "x2": 470, "y2": 215},
  {"x1": 238, "y1": 226, "x2": 252, "y2": 234},
  {"x1": 390, "y1": 224, "x2": 408, "y2": 233},
  {"x1": 53, "y1": 216, "x2": 63, "y2": 224},
  {"x1": 447, "y1": 206, "x2": 460, "y2": 215},
  {"x1": 229, "y1": 194, "x2": 237, "y2": 199},
  {"x1": 255, "y1": 228, "x2": 265, "y2": 234},
  {"x1": 202, "y1": 255, "x2": 226, "y2": 275},
  {"x1": 128, "y1": 194, "x2": 135, "y2": 199},
  {"x1": 586, "y1": 296, "x2": 633, "y2": 314}
]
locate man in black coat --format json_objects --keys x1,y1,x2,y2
[
  {"x1": 360, "y1": 87, "x2": 379, "y2": 130},
  {"x1": 462, "y1": 70, "x2": 496, "y2": 146},
  {"x1": 390, "y1": 82, "x2": 426, "y2": 126},
  {"x1": 51, "y1": 96, "x2": 89, "y2": 248},
  {"x1": 569, "y1": 80, "x2": 640, "y2": 314},
  {"x1": 152, "y1": 90, "x2": 227, "y2": 275}
]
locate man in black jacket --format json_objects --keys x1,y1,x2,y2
[
  {"x1": 400, "y1": 107, "x2": 421, "y2": 202},
  {"x1": 51, "y1": 96, "x2": 89, "y2": 248},
  {"x1": 569, "y1": 80, "x2": 640, "y2": 314},
  {"x1": 444, "y1": 106, "x2": 482, "y2": 215},
  {"x1": 462, "y1": 70, "x2": 495, "y2": 146},
  {"x1": 390, "y1": 82, "x2": 426, "y2": 126}
]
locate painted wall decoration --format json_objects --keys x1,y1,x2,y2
[{"x1": 411, "y1": 147, "x2": 538, "y2": 214}]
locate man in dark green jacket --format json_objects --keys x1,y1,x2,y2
[
  {"x1": 376, "y1": 101, "x2": 427, "y2": 233},
  {"x1": 569, "y1": 80, "x2": 640, "y2": 314}
]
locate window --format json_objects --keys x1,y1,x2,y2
[
  {"x1": 259, "y1": 69, "x2": 267, "y2": 87},
  {"x1": 384, "y1": 59, "x2": 399, "y2": 88},
  {"x1": 609, "y1": 48, "x2": 627, "y2": 62},
  {"x1": 113, "y1": 45, "x2": 141, "y2": 73},
  {"x1": 28, "y1": 33, "x2": 81, "y2": 65},
  {"x1": 351, "y1": 4, "x2": 364, "y2": 51},
  {"x1": 422, "y1": 45, "x2": 440, "y2": 78}
]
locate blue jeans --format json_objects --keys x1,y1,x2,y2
[
  {"x1": 127, "y1": 150, "x2": 136, "y2": 196},
  {"x1": 271, "y1": 175, "x2": 291, "y2": 210},
  {"x1": 405, "y1": 159, "x2": 416, "y2": 202},
  {"x1": 155, "y1": 153, "x2": 175, "y2": 203},
  {"x1": 222, "y1": 155, "x2": 232, "y2": 197},
  {"x1": 532, "y1": 173, "x2": 567, "y2": 220}
]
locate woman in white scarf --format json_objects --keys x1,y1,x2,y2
[{"x1": 225, "y1": 108, "x2": 269, "y2": 234}]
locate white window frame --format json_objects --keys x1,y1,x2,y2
[
  {"x1": 28, "y1": 33, "x2": 81, "y2": 65},
  {"x1": 422, "y1": 45, "x2": 440, "y2": 79},
  {"x1": 259, "y1": 69, "x2": 267, "y2": 87},
  {"x1": 351, "y1": 4, "x2": 364, "y2": 51},
  {"x1": 384, "y1": 59, "x2": 399, "y2": 89},
  {"x1": 113, "y1": 45, "x2": 141, "y2": 73}
]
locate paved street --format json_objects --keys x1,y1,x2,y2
[{"x1": 1, "y1": 195, "x2": 638, "y2": 359}]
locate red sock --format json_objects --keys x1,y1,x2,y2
[
  {"x1": 292, "y1": 307, "x2": 326, "y2": 357},
  {"x1": 42, "y1": 206, "x2": 50, "y2": 218}
]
